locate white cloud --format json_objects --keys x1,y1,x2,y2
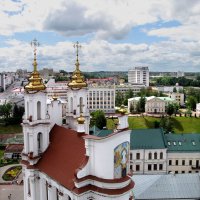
[{"x1": 0, "y1": 39, "x2": 199, "y2": 72}]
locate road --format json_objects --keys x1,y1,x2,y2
[{"x1": 0, "y1": 185, "x2": 23, "y2": 200}]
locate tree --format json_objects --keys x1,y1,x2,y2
[
  {"x1": 129, "y1": 103, "x2": 135, "y2": 114},
  {"x1": 160, "y1": 116, "x2": 174, "y2": 133},
  {"x1": 115, "y1": 91, "x2": 124, "y2": 107},
  {"x1": 136, "y1": 96, "x2": 146, "y2": 113},
  {"x1": 166, "y1": 103, "x2": 175, "y2": 116},
  {"x1": 186, "y1": 96, "x2": 197, "y2": 111},
  {"x1": 13, "y1": 104, "x2": 24, "y2": 123},
  {"x1": 0, "y1": 103, "x2": 12, "y2": 119},
  {"x1": 173, "y1": 87, "x2": 177, "y2": 92},
  {"x1": 90, "y1": 110, "x2": 107, "y2": 129}
]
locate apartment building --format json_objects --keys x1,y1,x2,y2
[
  {"x1": 128, "y1": 67, "x2": 149, "y2": 86},
  {"x1": 87, "y1": 85, "x2": 115, "y2": 113}
]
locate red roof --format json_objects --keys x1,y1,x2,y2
[
  {"x1": 5, "y1": 144, "x2": 23, "y2": 153},
  {"x1": 35, "y1": 124, "x2": 87, "y2": 190}
]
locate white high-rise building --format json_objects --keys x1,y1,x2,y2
[{"x1": 128, "y1": 67, "x2": 149, "y2": 86}]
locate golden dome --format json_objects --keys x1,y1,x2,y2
[
  {"x1": 68, "y1": 41, "x2": 87, "y2": 89},
  {"x1": 118, "y1": 104, "x2": 127, "y2": 115},
  {"x1": 24, "y1": 39, "x2": 46, "y2": 92},
  {"x1": 77, "y1": 114, "x2": 85, "y2": 124}
]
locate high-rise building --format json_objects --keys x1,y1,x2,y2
[{"x1": 128, "y1": 67, "x2": 149, "y2": 86}]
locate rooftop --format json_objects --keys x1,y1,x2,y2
[
  {"x1": 165, "y1": 133, "x2": 200, "y2": 152},
  {"x1": 133, "y1": 174, "x2": 200, "y2": 200},
  {"x1": 130, "y1": 128, "x2": 166, "y2": 150}
]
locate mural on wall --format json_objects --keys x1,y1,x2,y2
[{"x1": 114, "y1": 141, "x2": 129, "y2": 178}]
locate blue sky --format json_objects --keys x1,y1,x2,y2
[{"x1": 0, "y1": 0, "x2": 200, "y2": 72}]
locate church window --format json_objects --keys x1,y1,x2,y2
[
  {"x1": 136, "y1": 153, "x2": 140, "y2": 160},
  {"x1": 28, "y1": 178, "x2": 31, "y2": 196},
  {"x1": 37, "y1": 101, "x2": 41, "y2": 120},
  {"x1": 130, "y1": 153, "x2": 132, "y2": 160},
  {"x1": 154, "y1": 164, "x2": 157, "y2": 170},
  {"x1": 70, "y1": 97, "x2": 73, "y2": 113},
  {"x1": 159, "y1": 164, "x2": 163, "y2": 170},
  {"x1": 148, "y1": 164, "x2": 151, "y2": 171},
  {"x1": 27, "y1": 101, "x2": 29, "y2": 118},
  {"x1": 80, "y1": 97, "x2": 83, "y2": 113},
  {"x1": 37, "y1": 132, "x2": 42, "y2": 153}
]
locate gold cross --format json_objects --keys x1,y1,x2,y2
[
  {"x1": 73, "y1": 41, "x2": 81, "y2": 62},
  {"x1": 30, "y1": 38, "x2": 40, "y2": 71}
]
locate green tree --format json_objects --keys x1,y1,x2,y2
[
  {"x1": 115, "y1": 91, "x2": 124, "y2": 107},
  {"x1": 166, "y1": 103, "x2": 175, "y2": 116},
  {"x1": 160, "y1": 116, "x2": 174, "y2": 133},
  {"x1": 173, "y1": 87, "x2": 177, "y2": 92},
  {"x1": 90, "y1": 110, "x2": 107, "y2": 129},
  {"x1": 0, "y1": 103, "x2": 12, "y2": 119},
  {"x1": 186, "y1": 96, "x2": 197, "y2": 111},
  {"x1": 136, "y1": 96, "x2": 146, "y2": 113}
]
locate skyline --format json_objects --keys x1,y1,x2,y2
[{"x1": 0, "y1": 0, "x2": 200, "y2": 72}]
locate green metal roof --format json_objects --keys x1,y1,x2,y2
[
  {"x1": 165, "y1": 133, "x2": 200, "y2": 152},
  {"x1": 97, "y1": 129, "x2": 113, "y2": 137},
  {"x1": 89, "y1": 125, "x2": 100, "y2": 135},
  {"x1": 130, "y1": 128, "x2": 166, "y2": 150}
]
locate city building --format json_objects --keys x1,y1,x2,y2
[
  {"x1": 196, "y1": 103, "x2": 200, "y2": 112},
  {"x1": 130, "y1": 129, "x2": 167, "y2": 175},
  {"x1": 128, "y1": 67, "x2": 149, "y2": 86},
  {"x1": 128, "y1": 96, "x2": 175, "y2": 114},
  {"x1": 4, "y1": 144, "x2": 23, "y2": 159},
  {"x1": 133, "y1": 173, "x2": 200, "y2": 200},
  {"x1": 156, "y1": 83, "x2": 183, "y2": 93},
  {"x1": 115, "y1": 83, "x2": 144, "y2": 95},
  {"x1": 166, "y1": 133, "x2": 200, "y2": 174},
  {"x1": 87, "y1": 85, "x2": 115, "y2": 113},
  {"x1": 168, "y1": 92, "x2": 184, "y2": 106},
  {"x1": 21, "y1": 44, "x2": 134, "y2": 200}
]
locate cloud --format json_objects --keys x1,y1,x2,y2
[{"x1": 0, "y1": 39, "x2": 200, "y2": 72}]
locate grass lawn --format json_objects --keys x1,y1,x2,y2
[
  {"x1": 107, "y1": 116, "x2": 200, "y2": 133},
  {"x1": 0, "y1": 150, "x2": 4, "y2": 159},
  {"x1": 0, "y1": 124, "x2": 22, "y2": 134}
]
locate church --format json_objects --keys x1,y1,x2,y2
[{"x1": 21, "y1": 40, "x2": 134, "y2": 200}]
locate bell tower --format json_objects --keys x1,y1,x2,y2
[
  {"x1": 22, "y1": 39, "x2": 51, "y2": 164},
  {"x1": 66, "y1": 41, "x2": 90, "y2": 134}
]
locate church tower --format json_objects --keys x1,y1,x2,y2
[
  {"x1": 22, "y1": 39, "x2": 51, "y2": 164},
  {"x1": 66, "y1": 42, "x2": 90, "y2": 134}
]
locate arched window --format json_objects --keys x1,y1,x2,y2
[
  {"x1": 28, "y1": 178, "x2": 31, "y2": 196},
  {"x1": 37, "y1": 132, "x2": 42, "y2": 153},
  {"x1": 80, "y1": 97, "x2": 83, "y2": 113},
  {"x1": 70, "y1": 97, "x2": 73, "y2": 113},
  {"x1": 154, "y1": 152, "x2": 157, "y2": 159},
  {"x1": 148, "y1": 152, "x2": 152, "y2": 160},
  {"x1": 27, "y1": 101, "x2": 29, "y2": 118},
  {"x1": 37, "y1": 101, "x2": 41, "y2": 120},
  {"x1": 160, "y1": 152, "x2": 163, "y2": 159}
]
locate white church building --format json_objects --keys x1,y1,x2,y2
[{"x1": 21, "y1": 41, "x2": 134, "y2": 200}]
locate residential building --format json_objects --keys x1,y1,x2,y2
[
  {"x1": 166, "y1": 133, "x2": 200, "y2": 174},
  {"x1": 168, "y1": 92, "x2": 184, "y2": 106},
  {"x1": 130, "y1": 129, "x2": 167, "y2": 175},
  {"x1": 115, "y1": 83, "x2": 144, "y2": 95},
  {"x1": 4, "y1": 144, "x2": 23, "y2": 159},
  {"x1": 128, "y1": 67, "x2": 149, "y2": 86},
  {"x1": 128, "y1": 96, "x2": 175, "y2": 113},
  {"x1": 87, "y1": 85, "x2": 115, "y2": 113},
  {"x1": 156, "y1": 84, "x2": 183, "y2": 93},
  {"x1": 196, "y1": 103, "x2": 200, "y2": 112}
]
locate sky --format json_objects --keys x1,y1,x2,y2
[{"x1": 0, "y1": 0, "x2": 200, "y2": 72}]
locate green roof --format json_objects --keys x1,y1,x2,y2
[
  {"x1": 165, "y1": 133, "x2": 200, "y2": 152},
  {"x1": 130, "y1": 128, "x2": 166, "y2": 150},
  {"x1": 89, "y1": 125, "x2": 100, "y2": 135},
  {"x1": 97, "y1": 129, "x2": 113, "y2": 137}
]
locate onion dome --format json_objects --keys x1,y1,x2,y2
[
  {"x1": 68, "y1": 41, "x2": 87, "y2": 89},
  {"x1": 24, "y1": 39, "x2": 46, "y2": 92},
  {"x1": 118, "y1": 104, "x2": 127, "y2": 115},
  {"x1": 77, "y1": 114, "x2": 85, "y2": 124}
]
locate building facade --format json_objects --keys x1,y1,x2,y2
[
  {"x1": 128, "y1": 96, "x2": 175, "y2": 114},
  {"x1": 21, "y1": 43, "x2": 134, "y2": 200},
  {"x1": 87, "y1": 85, "x2": 115, "y2": 113},
  {"x1": 128, "y1": 67, "x2": 149, "y2": 86}
]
